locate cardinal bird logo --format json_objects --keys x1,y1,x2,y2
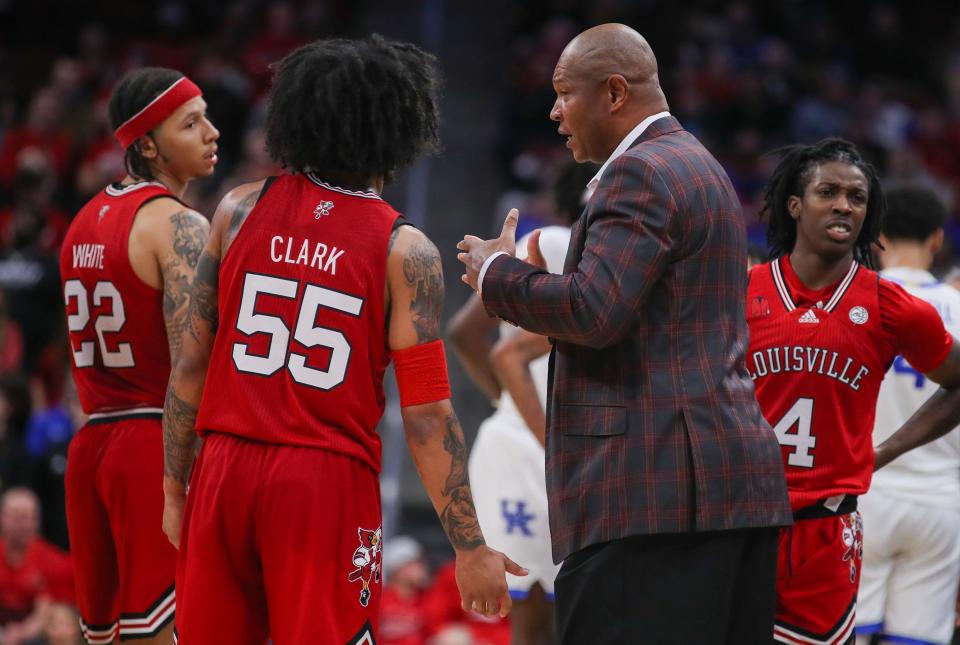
[
  {"x1": 314, "y1": 200, "x2": 334, "y2": 219},
  {"x1": 347, "y1": 527, "x2": 382, "y2": 607}
]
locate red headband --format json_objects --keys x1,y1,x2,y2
[{"x1": 114, "y1": 77, "x2": 202, "y2": 149}]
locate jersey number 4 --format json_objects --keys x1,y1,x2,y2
[
  {"x1": 772, "y1": 397, "x2": 816, "y2": 468},
  {"x1": 232, "y1": 273, "x2": 363, "y2": 390},
  {"x1": 63, "y1": 280, "x2": 134, "y2": 368}
]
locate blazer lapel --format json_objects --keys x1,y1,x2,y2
[{"x1": 563, "y1": 204, "x2": 589, "y2": 274}]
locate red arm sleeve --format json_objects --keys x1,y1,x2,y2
[{"x1": 880, "y1": 279, "x2": 954, "y2": 373}]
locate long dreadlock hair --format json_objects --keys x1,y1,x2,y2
[{"x1": 758, "y1": 138, "x2": 884, "y2": 269}]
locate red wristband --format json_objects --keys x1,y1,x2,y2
[{"x1": 392, "y1": 340, "x2": 451, "y2": 407}]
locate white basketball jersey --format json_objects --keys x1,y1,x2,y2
[
  {"x1": 489, "y1": 226, "x2": 571, "y2": 432},
  {"x1": 871, "y1": 266, "x2": 960, "y2": 508}
]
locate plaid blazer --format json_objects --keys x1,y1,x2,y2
[{"x1": 482, "y1": 116, "x2": 791, "y2": 562}]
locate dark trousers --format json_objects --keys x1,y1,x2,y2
[{"x1": 555, "y1": 527, "x2": 779, "y2": 645}]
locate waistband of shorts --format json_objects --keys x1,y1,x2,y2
[
  {"x1": 86, "y1": 407, "x2": 163, "y2": 425},
  {"x1": 793, "y1": 494, "x2": 858, "y2": 520}
]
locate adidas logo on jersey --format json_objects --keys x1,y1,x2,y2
[{"x1": 798, "y1": 309, "x2": 820, "y2": 324}]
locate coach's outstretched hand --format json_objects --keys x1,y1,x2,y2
[
  {"x1": 457, "y1": 208, "x2": 519, "y2": 291},
  {"x1": 455, "y1": 544, "x2": 527, "y2": 618}
]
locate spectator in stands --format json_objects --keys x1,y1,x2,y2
[
  {"x1": 73, "y1": 96, "x2": 125, "y2": 202},
  {"x1": 0, "y1": 376, "x2": 35, "y2": 491},
  {"x1": 428, "y1": 625, "x2": 476, "y2": 645},
  {"x1": 381, "y1": 536, "x2": 432, "y2": 645},
  {"x1": 0, "y1": 161, "x2": 65, "y2": 372},
  {"x1": 0, "y1": 148, "x2": 71, "y2": 255},
  {"x1": 242, "y1": 1, "x2": 306, "y2": 95},
  {"x1": 0, "y1": 289, "x2": 24, "y2": 375},
  {"x1": 30, "y1": 602, "x2": 84, "y2": 645},
  {"x1": 0, "y1": 488, "x2": 73, "y2": 645},
  {"x1": 0, "y1": 89, "x2": 71, "y2": 190}
]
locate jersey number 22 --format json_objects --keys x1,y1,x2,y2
[{"x1": 64, "y1": 280, "x2": 134, "y2": 368}]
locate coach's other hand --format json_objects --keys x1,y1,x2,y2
[
  {"x1": 457, "y1": 208, "x2": 519, "y2": 291},
  {"x1": 525, "y1": 228, "x2": 548, "y2": 271},
  {"x1": 455, "y1": 544, "x2": 528, "y2": 618}
]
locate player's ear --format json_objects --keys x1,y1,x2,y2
[
  {"x1": 930, "y1": 229, "x2": 944, "y2": 255},
  {"x1": 137, "y1": 135, "x2": 159, "y2": 161},
  {"x1": 787, "y1": 195, "x2": 801, "y2": 220}
]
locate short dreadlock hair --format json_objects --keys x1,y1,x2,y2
[
  {"x1": 759, "y1": 138, "x2": 884, "y2": 269},
  {"x1": 108, "y1": 67, "x2": 184, "y2": 181},
  {"x1": 266, "y1": 35, "x2": 442, "y2": 183}
]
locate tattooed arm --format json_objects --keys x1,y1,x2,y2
[
  {"x1": 159, "y1": 211, "x2": 209, "y2": 362},
  {"x1": 386, "y1": 225, "x2": 526, "y2": 616},
  {"x1": 161, "y1": 180, "x2": 264, "y2": 548},
  {"x1": 128, "y1": 199, "x2": 209, "y2": 363}
]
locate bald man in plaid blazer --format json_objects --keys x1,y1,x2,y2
[{"x1": 458, "y1": 24, "x2": 790, "y2": 644}]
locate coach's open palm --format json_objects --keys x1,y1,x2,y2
[{"x1": 455, "y1": 545, "x2": 527, "y2": 618}]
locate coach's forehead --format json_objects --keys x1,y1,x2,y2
[{"x1": 556, "y1": 23, "x2": 658, "y2": 83}]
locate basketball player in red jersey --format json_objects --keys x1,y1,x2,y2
[
  {"x1": 60, "y1": 68, "x2": 218, "y2": 645},
  {"x1": 161, "y1": 36, "x2": 524, "y2": 645},
  {"x1": 747, "y1": 138, "x2": 960, "y2": 645}
]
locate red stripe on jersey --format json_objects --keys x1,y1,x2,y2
[
  {"x1": 61, "y1": 183, "x2": 175, "y2": 413},
  {"x1": 195, "y1": 174, "x2": 401, "y2": 472}
]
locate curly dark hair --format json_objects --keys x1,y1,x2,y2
[
  {"x1": 759, "y1": 138, "x2": 884, "y2": 269},
  {"x1": 108, "y1": 67, "x2": 184, "y2": 181},
  {"x1": 265, "y1": 35, "x2": 442, "y2": 184},
  {"x1": 882, "y1": 183, "x2": 947, "y2": 242}
]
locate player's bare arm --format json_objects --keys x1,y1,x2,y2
[
  {"x1": 490, "y1": 329, "x2": 552, "y2": 446},
  {"x1": 160, "y1": 210, "x2": 209, "y2": 360},
  {"x1": 874, "y1": 341, "x2": 960, "y2": 470},
  {"x1": 128, "y1": 198, "x2": 210, "y2": 362},
  {"x1": 161, "y1": 181, "x2": 262, "y2": 547},
  {"x1": 388, "y1": 224, "x2": 526, "y2": 617},
  {"x1": 447, "y1": 293, "x2": 502, "y2": 402}
]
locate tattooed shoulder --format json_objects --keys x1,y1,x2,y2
[
  {"x1": 387, "y1": 225, "x2": 402, "y2": 256},
  {"x1": 160, "y1": 211, "x2": 208, "y2": 357},
  {"x1": 170, "y1": 210, "x2": 208, "y2": 268},
  {"x1": 402, "y1": 232, "x2": 444, "y2": 344},
  {"x1": 224, "y1": 189, "x2": 260, "y2": 249}
]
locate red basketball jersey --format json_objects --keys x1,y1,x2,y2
[
  {"x1": 195, "y1": 174, "x2": 402, "y2": 473},
  {"x1": 61, "y1": 182, "x2": 176, "y2": 413},
  {"x1": 746, "y1": 256, "x2": 951, "y2": 511}
]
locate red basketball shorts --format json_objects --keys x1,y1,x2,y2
[
  {"x1": 773, "y1": 510, "x2": 863, "y2": 645},
  {"x1": 65, "y1": 411, "x2": 177, "y2": 644},
  {"x1": 174, "y1": 432, "x2": 382, "y2": 645}
]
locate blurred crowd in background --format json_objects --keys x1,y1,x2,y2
[{"x1": 1, "y1": 1, "x2": 960, "y2": 643}]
